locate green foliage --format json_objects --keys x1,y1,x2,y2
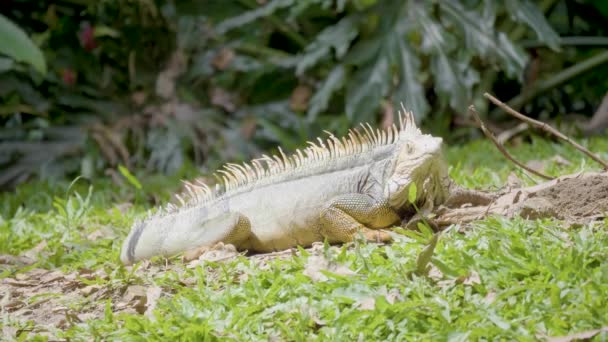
[
  {"x1": 2, "y1": 0, "x2": 608, "y2": 188},
  {"x1": 0, "y1": 14, "x2": 47, "y2": 76}
]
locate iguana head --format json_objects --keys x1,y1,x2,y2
[{"x1": 385, "y1": 109, "x2": 449, "y2": 209}]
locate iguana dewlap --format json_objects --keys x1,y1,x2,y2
[{"x1": 120, "y1": 108, "x2": 450, "y2": 264}]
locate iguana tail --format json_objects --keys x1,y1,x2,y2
[{"x1": 120, "y1": 209, "x2": 246, "y2": 265}]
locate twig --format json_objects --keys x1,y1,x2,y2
[
  {"x1": 468, "y1": 105, "x2": 553, "y2": 180},
  {"x1": 492, "y1": 50, "x2": 608, "y2": 114},
  {"x1": 484, "y1": 93, "x2": 608, "y2": 170}
]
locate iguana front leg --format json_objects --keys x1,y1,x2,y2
[{"x1": 319, "y1": 194, "x2": 400, "y2": 244}]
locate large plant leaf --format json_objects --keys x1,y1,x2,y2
[
  {"x1": 411, "y1": 2, "x2": 455, "y2": 55},
  {"x1": 388, "y1": 34, "x2": 429, "y2": 119},
  {"x1": 296, "y1": 16, "x2": 358, "y2": 75},
  {"x1": 345, "y1": 55, "x2": 390, "y2": 123},
  {"x1": 439, "y1": 1, "x2": 527, "y2": 77},
  {"x1": 505, "y1": 0, "x2": 561, "y2": 51},
  {"x1": 0, "y1": 14, "x2": 46, "y2": 75},
  {"x1": 431, "y1": 53, "x2": 470, "y2": 110},
  {"x1": 307, "y1": 64, "x2": 346, "y2": 121},
  {"x1": 216, "y1": 0, "x2": 294, "y2": 34}
]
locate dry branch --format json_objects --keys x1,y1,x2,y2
[
  {"x1": 468, "y1": 105, "x2": 553, "y2": 180},
  {"x1": 484, "y1": 92, "x2": 608, "y2": 170}
]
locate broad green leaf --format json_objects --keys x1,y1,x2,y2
[
  {"x1": 439, "y1": 1, "x2": 527, "y2": 77},
  {"x1": 345, "y1": 55, "x2": 389, "y2": 123},
  {"x1": 430, "y1": 53, "x2": 468, "y2": 111},
  {"x1": 388, "y1": 34, "x2": 429, "y2": 119},
  {"x1": 439, "y1": 1, "x2": 495, "y2": 57},
  {"x1": 296, "y1": 16, "x2": 358, "y2": 75},
  {"x1": 412, "y1": 1, "x2": 455, "y2": 54},
  {"x1": 307, "y1": 64, "x2": 346, "y2": 121},
  {"x1": 118, "y1": 165, "x2": 142, "y2": 190},
  {"x1": 216, "y1": 0, "x2": 294, "y2": 34},
  {"x1": 0, "y1": 14, "x2": 47, "y2": 75},
  {"x1": 505, "y1": 0, "x2": 561, "y2": 51},
  {"x1": 496, "y1": 32, "x2": 528, "y2": 78},
  {"x1": 0, "y1": 56, "x2": 14, "y2": 73},
  {"x1": 408, "y1": 182, "x2": 417, "y2": 204}
]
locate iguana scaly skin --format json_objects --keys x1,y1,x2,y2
[{"x1": 120, "y1": 108, "x2": 451, "y2": 265}]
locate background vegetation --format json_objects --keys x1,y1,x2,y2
[
  {"x1": 1, "y1": 0, "x2": 608, "y2": 188},
  {"x1": 2, "y1": 1, "x2": 608, "y2": 340}
]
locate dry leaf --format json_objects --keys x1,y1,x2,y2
[
  {"x1": 156, "y1": 50, "x2": 187, "y2": 99},
  {"x1": 23, "y1": 240, "x2": 48, "y2": 259},
  {"x1": 0, "y1": 254, "x2": 35, "y2": 266},
  {"x1": 131, "y1": 91, "x2": 147, "y2": 106},
  {"x1": 544, "y1": 327, "x2": 608, "y2": 342},
  {"x1": 356, "y1": 297, "x2": 376, "y2": 310},
  {"x1": 484, "y1": 290, "x2": 496, "y2": 304},
  {"x1": 144, "y1": 286, "x2": 162, "y2": 317},
  {"x1": 212, "y1": 48, "x2": 235, "y2": 70},
  {"x1": 384, "y1": 288, "x2": 402, "y2": 304},
  {"x1": 289, "y1": 85, "x2": 312, "y2": 112},
  {"x1": 40, "y1": 271, "x2": 64, "y2": 284},
  {"x1": 80, "y1": 285, "x2": 101, "y2": 297},
  {"x1": 185, "y1": 242, "x2": 240, "y2": 267},
  {"x1": 302, "y1": 255, "x2": 356, "y2": 282},
  {"x1": 459, "y1": 271, "x2": 481, "y2": 286}
]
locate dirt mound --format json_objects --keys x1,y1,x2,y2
[
  {"x1": 436, "y1": 172, "x2": 608, "y2": 225},
  {"x1": 535, "y1": 174, "x2": 608, "y2": 218}
]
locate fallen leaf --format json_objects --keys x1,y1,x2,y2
[
  {"x1": 0, "y1": 254, "x2": 35, "y2": 265},
  {"x1": 185, "y1": 242, "x2": 240, "y2": 267},
  {"x1": 459, "y1": 271, "x2": 481, "y2": 286},
  {"x1": 144, "y1": 286, "x2": 162, "y2": 317},
  {"x1": 384, "y1": 288, "x2": 402, "y2": 304},
  {"x1": 526, "y1": 159, "x2": 546, "y2": 173},
  {"x1": 303, "y1": 255, "x2": 356, "y2": 282},
  {"x1": 40, "y1": 271, "x2": 64, "y2": 284},
  {"x1": 428, "y1": 265, "x2": 444, "y2": 282},
  {"x1": 356, "y1": 297, "x2": 376, "y2": 310},
  {"x1": 3, "y1": 278, "x2": 36, "y2": 287},
  {"x1": 2, "y1": 299, "x2": 25, "y2": 311},
  {"x1": 23, "y1": 240, "x2": 48, "y2": 260},
  {"x1": 124, "y1": 285, "x2": 148, "y2": 314},
  {"x1": 484, "y1": 290, "x2": 496, "y2": 304},
  {"x1": 550, "y1": 155, "x2": 572, "y2": 167},
  {"x1": 80, "y1": 285, "x2": 101, "y2": 297},
  {"x1": 506, "y1": 173, "x2": 523, "y2": 189},
  {"x1": 544, "y1": 327, "x2": 608, "y2": 342}
]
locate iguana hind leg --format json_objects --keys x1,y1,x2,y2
[
  {"x1": 182, "y1": 213, "x2": 251, "y2": 261},
  {"x1": 319, "y1": 194, "x2": 400, "y2": 244}
]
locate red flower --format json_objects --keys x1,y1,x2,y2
[
  {"x1": 79, "y1": 22, "x2": 97, "y2": 52},
  {"x1": 62, "y1": 68, "x2": 76, "y2": 86}
]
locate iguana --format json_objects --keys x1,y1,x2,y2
[{"x1": 120, "y1": 108, "x2": 453, "y2": 265}]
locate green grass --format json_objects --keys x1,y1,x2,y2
[{"x1": 2, "y1": 137, "x2": 608, "y2": 340}]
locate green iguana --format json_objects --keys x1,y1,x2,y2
[{"x1": 120, "y1": 108, "x2": 452, "y2": 265}]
